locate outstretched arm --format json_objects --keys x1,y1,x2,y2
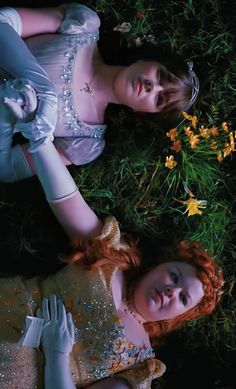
[{"x1": 31, "y1": 140, "x2": 103, "y2": 240}]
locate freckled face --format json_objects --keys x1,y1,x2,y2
[
  {"x1": 132, "y1": 262, "x2": 204, "y2": 322},
  {"x1": 113, "y1": 60, "x2": 176, "y2": 113}
]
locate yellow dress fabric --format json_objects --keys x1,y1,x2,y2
[{"x1": 0, "y1": 264, "x2": 165, "y2": 388}]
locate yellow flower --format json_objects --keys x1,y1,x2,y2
[
  {"x1": 184, "y1": 126, "x2": 194, "y2": 138},
  {"x1": 165, "y1": 155, "x2": 177, "y2": 169},
  {"x1": 179, "y1": 197, "x2": 207, "y2": 216},
  {"x1": 189, "y1": 134, "x2": 200, "y2": 148},
  {"x1": 182, "y1": 111, "x2": 192, "y2": 121},
  {"x1": 209, "y1": 125, "x2": 219, "y2": 137},
  {"x1": 222, "y1": 143, "x2": 232, "y2": 158},
  {"x1": 222, "y1": 122, "x2": 228, "y2": 132},
  {"x1": 182, "y1": 112, "x2": 198, "y2": 128},
  {"x1": 199, "y1": 126, "x2": 210, "y2": 139},
  {"x1": 191, "y1": 115, "x2": 198, "y2": 129},
  {"x1": 166, "y1": 128, "x2": 178, "y2": 141},
  {"x1": 175, "y1": 183, "x2": 207, "y2": 217},
  {"x1": 217, "y1": 151, "x2": 223, "y2": 161},
  {"x1": 170, "y1": 139, "x2": 182, "y2": 153},
  {"x1": 211, "y1": 140, "x2": 218, "y2": 151}
]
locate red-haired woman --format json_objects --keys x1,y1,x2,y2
[{"x1": 0, "y1": 91, "x2": 223, "y2": 389}]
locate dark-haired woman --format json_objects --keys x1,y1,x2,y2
[{"x1": 0, "y1": 3, "x2": 199, "y2": 183}]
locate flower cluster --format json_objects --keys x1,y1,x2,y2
[
  {"x1": 165, "y1": 113, "x2": 235, "y2": 169},
  {"x1": 163, "y1": 113, "x2": 235, "y2": 217}
]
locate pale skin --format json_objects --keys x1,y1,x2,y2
[
  {"x1": 5, "y1": 6, "x2": 200, "y2": 388},
  {"x1": 16, "y1": 5, "x2": 179, "y2": 174},
  {"x1": 28, "y1": 140, "x2": 204, "y2": 388}
]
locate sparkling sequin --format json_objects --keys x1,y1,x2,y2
[
  {"x1": 0, "y1": 221, "x2": 162, "y2": 388},
  {"x1": 59, "y1": 32, "x2": 105, "y2": 140}
]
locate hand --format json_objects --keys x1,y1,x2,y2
[
  {"x1": 15, "y1": 94, "x2": 57, "y2": 152},
  {"x1": 3, "y1": 78, "x2": 37, "y2": 122},
  {"x1": 37, "y1": 295, "x2": 75, "y2": 356}
]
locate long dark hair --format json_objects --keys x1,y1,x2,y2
[{"x1": 98, "y1": 15, "x2": 197, "y2": 126}]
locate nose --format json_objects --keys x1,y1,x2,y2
[
  {"x1": 143, "y1": 79, "x2": 163, "y2": 93},
  {"x1": 165, "y1": 285, "x2": 181, "y2": 298}
]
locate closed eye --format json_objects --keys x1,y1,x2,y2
[
  {"x1": 170, "y1": 271, "x2": 178, "y2": 284},
  {"x1": 159, "y1": 68, "x2": 169, "y2": 86},
  {"x1": 180, "y1": 292, "x2": 188, "y2": 306},
  {"x1": 156, "y1": 92, "x2": 165, "y2": 108}
]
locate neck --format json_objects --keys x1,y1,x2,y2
[
  {"x1": 125, "y1": 297, "x2": 146, "y2": 325},
  {"x1": 92, "y1": 63, "x2": 123, "y2": 105}
]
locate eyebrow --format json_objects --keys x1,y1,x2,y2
[{"x1": 175, "y1": 265, "x2": 192, "y2": 304}]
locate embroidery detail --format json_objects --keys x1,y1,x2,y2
[{"x1": 59, "y1": 32, "x2": 106, "y2": 139}]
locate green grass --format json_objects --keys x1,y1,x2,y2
[{"x1": 1, "y1": 0, "x2": 236, "y2": 387}]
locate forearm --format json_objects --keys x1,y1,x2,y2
[
  {"x1": 16, "y1": 6, "x2": 65, "y2": 38},
  {"x1": 44, "y1": 352, "x2": 76, "y2": 389},
  {"x1": 32, "y1": 141, "x2": 103, "y2": 240}
]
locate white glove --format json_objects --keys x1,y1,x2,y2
[
  {"x1": 37, "y1": 295, "x2": 75, "y2": 356},
  {"x1": 0, "y1": 22, "x2": 58, "y2": 151},
  {"x1": 3, "y1": 78, "x2": 37, "y2": 122},
  {"x1": 0, "y1": 78, "x2": 37, "y2": 152}
]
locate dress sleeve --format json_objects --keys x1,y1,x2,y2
[
  {"x1": 115, "y1": 358, "x2": 166, "y2": 389},
  {"x1": 59, "y1": 3, "x2": 100, "y2": 35},
  {"x1": 0, "y1": 7, "x2": 22, "y2": 35},
  {"x1": 54, "y1": 136, "x2": 105, "y2": 165}
]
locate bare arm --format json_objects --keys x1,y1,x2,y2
[{"x1": 16, "y1": 6, "x2": 65, "y2": 38}]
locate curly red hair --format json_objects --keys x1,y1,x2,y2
[
  {"x1": 143, "y1": 240, "x2": 224, "y2": 340},
  {"x1": 61, "y1": 236, "x2": 224, "y2": 342}
]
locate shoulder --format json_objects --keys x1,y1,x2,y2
[{"x1": 59, "y1": 3, "x2": 100, "y2": 35}]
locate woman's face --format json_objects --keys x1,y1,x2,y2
[
  {"x1": 113, "y1": 60, "x2": 178, "y2": 113},
  {"x1": 132, "y1": 261, "x2": 204, "y2": 322}
]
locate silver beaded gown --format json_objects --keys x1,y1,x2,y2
[{"x1": 23, "y1": 4, "x2": 106, "y2": 165}]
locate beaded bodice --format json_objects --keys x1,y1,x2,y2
[
  {"x1": 0, "y1": 264, "x2": 161, "y2": 388},
  {"x1": 25, "y1": 31, "x2": 106, "y2": 141}
]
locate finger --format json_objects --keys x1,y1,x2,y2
[
  {"x1": 42, "y1": 298, "x2": 50, "y2": 321},
  {"x1": 36, "y1": 307, "x2": 42, "y2": 318},
  {"x1": 66, "y1": 312, "x2": 75, "y2": 343},
  {"x1": 57, "y1": 299, "x2": 67, "y2": 325},
  {"x1": 49, "y1": 294, "x2": 58, "y2": 321}
]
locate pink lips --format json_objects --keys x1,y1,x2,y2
[
  {"x1": 136, "y1": 78, "x2": 142, "y2": 96},
  {"x1": 153, "y1": 289, "x2": 163, "y2": 306}
]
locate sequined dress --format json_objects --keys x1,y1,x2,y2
[
  {"x1": 0, "y1": 263, "x2": 165, "y2": 388},
  {"x1": 1, "y1": 4, "x2": 106, "y2": 166}
]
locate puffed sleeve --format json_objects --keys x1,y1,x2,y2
[
  {"x1": 54, "y1": 136, "x2": 105, "y2": 165},
  {"x1": 59, "y1": 3, "x2": 100, "y2": 35},
  {"x1": 0, "y1": 7, "x2": 22, "y2": 35},
  {"x1": 115, "y1": 358, "x2": 166, "y2": 389}
]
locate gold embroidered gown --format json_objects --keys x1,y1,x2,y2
[{"x1": 0, "y1": 263, "x2": 165, "y2": 388}]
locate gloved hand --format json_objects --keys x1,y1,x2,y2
[
  {"x1": 16, "y1": 95, "x2": 56, "y2": 152},
  {"x1": 3, "y1": 78, "x2": 37, "y2": 122},
  {"x1": 0, "y1": 22, "x2": 58, "y2": 152},
  {"x1": 0, "y1": 78, "x2": 37, "y2": 152},
  {"x1": 37, "y1": 295, "x2": 75, "y2": 356}
]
